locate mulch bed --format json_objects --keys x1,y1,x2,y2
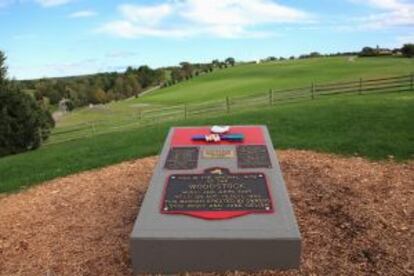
[{"x1": 0, "y1": 150, "x2": 413, "y2": 275}]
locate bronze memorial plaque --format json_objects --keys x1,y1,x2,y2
[
  {"x1": 237, "y1": 145, "x2": 272, "y2": 168},
  {"x1": 162, "y1": 168, "x2": 272, "y2": 214},
  {"x1": 164, "y1": 147, "x2": 199, "y2": 170}
]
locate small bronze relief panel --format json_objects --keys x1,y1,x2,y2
[
  {"x1": 164, "y1": 147, "x2": 199, "y2": 170},
  {"x1": 237, "y1": 145, "x2": 272, "y2": 169}
]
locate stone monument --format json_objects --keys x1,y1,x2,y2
[{"x1": 130, "y1": 125, "x2": 301, "y2": 274}]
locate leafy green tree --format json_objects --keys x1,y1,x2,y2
[
  {"x1": 137, "y1": 65, "x2": 158, "y2": 88},
  {"x1": 171, "y1": 68, "x2": 184, "y2": 82},
  {"x1": 0, "y1": 82, "x2": 55, "y2": 157},
  {"x1": 359, "y1": 47, "x2": 376, "y2": 57},
  {"x1": 125, "y1": 74, "x2": 142, "y2": 97},
  {"x1": 212, "y1": 59, "x2": 220, "y2": 67},
  {"x1": 401, "y1": 44, "x2": 414, "y2": 58},
  {"x1": 180, "y1": 62, "x2": 193, "y2": 79},
  {"x1": 225, "y1": 57, "x2": 236, "y2": 66},
  {"x1": 113, "y1": 76, "x2": 125, "y2": 95},
  {"x1": 309, "y1": 52, "x2": 321, "y2": 58}
]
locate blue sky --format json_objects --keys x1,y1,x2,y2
[{"x1": 1, "y1": 0, "x2": 413, "y2": 79}]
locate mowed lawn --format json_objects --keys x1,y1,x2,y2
[
  {"x1": 1, "y1": 91, "x2": 413, "y2": 193},
  {"x1": 57, "y1": 57, "x2": 414, "y2": 128}
]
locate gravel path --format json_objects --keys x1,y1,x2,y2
[{"x1": 0, "y1": 150, "x2": 412, "y2": 275}]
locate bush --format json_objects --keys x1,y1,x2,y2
[{"x1": 0, "y1": 83, "x2": 55, "y2": 157}]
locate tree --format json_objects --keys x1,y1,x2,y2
[
  {"x1": 0, "y1": 82, "x2": 55, "y2": 157},
  {"x1": 225, "y1": 57, "x2": 236, "y2": 66},
  {"x1": 171, "y1": 68, "x2": 184, "y2": 82},
  {"x1": 212, "y1": 59, "x2": 220, "y2": 67},
  {"x1": 401, "y1": 44, "x2": 414, "y2": 58},
  {"x1": 137, "y1": 65, "x2": 160, "y2": 88},
  {"x1": 93, "y1": 88, "x2": 108, "y2": 104},
  {"x1": 125, "y1": 74, "x2": 142, "y2": 97},
  {"x1": 309, "y1": 52, "x2": 321, "y2": 58},
  {"x1": 113, "y1": 76, "x2": 125, "y2": 96},
  {"x1": 180, "y1": 62, "x2": 193, "y2": 79},
  {"x1": 359, "y1": 47, "x2": 376, "y2": 57}
]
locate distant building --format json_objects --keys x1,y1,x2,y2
[{"x1": 376, "y1": 45, "x2": 393, "y2": 56}]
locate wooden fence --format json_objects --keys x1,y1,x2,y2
[{"x1": 45, "y1": 73, "x2": 414, "y2": 146}]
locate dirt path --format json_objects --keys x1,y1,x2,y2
[{"x1": 0, "y1": 150, "x2": 413, "y2": 275}]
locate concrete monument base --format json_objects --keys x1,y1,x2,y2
[{"x1": 130, "y1": 126, "x2": 301, "y2": 274}]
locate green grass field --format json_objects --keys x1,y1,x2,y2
[
  {"x1": 141, "y1": 57, "x2": 414, "y2": 104},
  {"x1": 57, "y1": 57, "x2": 414, "y2": 128},
  {"x1": 1, "y1": 91, "x2": 413, "y2": 193}
]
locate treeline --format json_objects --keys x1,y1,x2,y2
[
  {"x1": 359, "y1": 44, "x2": 414, "y2": 57},
  {"x1": 261, "y1": 43, "x2": 414, "y2": 61},
  {"x1": 163, "y1": 57, "x2": 236, "y2": 87},
  {"x1": 19, "y1": 65, "x2": 165, "y2": 110},
  {"x1": 17, "y1": 57, "x2": 237, "y2": 110}
]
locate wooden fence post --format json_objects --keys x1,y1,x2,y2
[
  {"x1": 359, "y1": 78, "x2": 363, "y2": 95},
  {"x1": 311, "y1": 82, "x2": 315, "y2": 100},
  {"x1": 226, "y1": 96, "x2": 230, "y2": 113},
  {"x1": 269, "y1": 89, "x2": 273, "y2": 105},
  {"x1": 184, "y1": 104, "x2": 187, "y2": 120}
]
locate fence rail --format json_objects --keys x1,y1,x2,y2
[{"x1": 45, "y1": 73, "x2": 414, "y2": 146}]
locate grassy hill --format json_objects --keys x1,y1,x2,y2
[
  {"x1": 140, "y1": 57, "x2": 414, "y2": 105},
  {"x1": 57, "y1": 57, "x2": 414, "y2": 128},
  {"x1": 1, "y1": 91, "x2": 413, "y2": 193}
]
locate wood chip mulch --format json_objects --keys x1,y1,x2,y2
[{"x1": 0, "y1": 150, "x2": 413, "y2": 275}]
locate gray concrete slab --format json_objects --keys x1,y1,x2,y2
[{"x1": 130, "y1": 125, "x2": 301, "y2": 274}]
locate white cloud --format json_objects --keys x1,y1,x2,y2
[
  {"x1": 35, "y1": 0, "x2": 73, "y2": 7},
  {"x1": 99, "y1": 20, "x2": 193, "y2": 39},
  {"x1": 119, "y1": 3, "x2": 172, "y2": 26},
  {"x1": 179, "y1": 0, "x2": 309, "y2": 26},
  {"x1": 69, "y1": 10, "x2": 97, "y2": 18},
  {"x1": 351, "y1": 0, "x2": 414, "y2": 29},
  {"x1": 98, "y1": 0, "x2": 311, "y2": 39}
]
